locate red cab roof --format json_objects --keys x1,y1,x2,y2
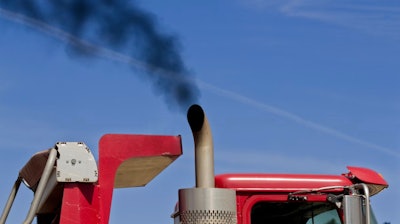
[
  {"x1": 215, "y1": 173, "x2": 352, "y2": 193},
  {"x1": 215, "y1": 166, "x2": 388, "y2": 195}
]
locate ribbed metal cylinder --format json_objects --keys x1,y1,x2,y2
[{"x1": 176, "y1": 188, "x2": 237, "y2": 224}]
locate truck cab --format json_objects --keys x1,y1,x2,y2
[{"x1": 214, "y1": 166, "x2": 388, "y2": 224}]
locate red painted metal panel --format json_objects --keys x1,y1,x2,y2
[
  {"x1": 59, "y1": 134, "x2": 182, "y2": 224},
  {"x1": 215, "y1": 173, "x2": 353, "y2": 193},
  {"x1": 59, "y1": 183, "x2": 100, "y2": 224},
  {"x1": 345, "y1": 166, "x2": 388, "y2": 186},
  {"x1": 97, "y1": 134, "x2": 182, "y2": 224}
]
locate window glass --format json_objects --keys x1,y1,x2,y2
[
  {"x1": 306, "y1": 209, "x2": 341, "y2": 224},
  {"x1": 251, "y1": 202, "x2": 340, "y2": 224},
  {"x1": 370, "y1": 207, "x2": 378, "y2": 224}
]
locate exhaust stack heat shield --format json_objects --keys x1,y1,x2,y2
[{"x1": 177, "y1": 188, "x2": 237, "y2": 224}]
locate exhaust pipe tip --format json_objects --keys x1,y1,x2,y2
[{"x1": 187, "y1": 104, "x2": 205, "y2": 133}]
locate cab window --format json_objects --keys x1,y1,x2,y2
[{"x1": 251, "y1": 202, "x2": 341, "y2": 224}]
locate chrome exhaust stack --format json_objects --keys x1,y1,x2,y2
[
  {"x1": 173, "y1": 104, "x2": 237, "y2": 224},
  {"x1": 187, "y1": 104, "x2": 215, "y2": 188}
]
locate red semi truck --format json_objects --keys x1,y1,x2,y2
[{"x1": 0, "y1": 105, "x2": 388, "y2": 224}]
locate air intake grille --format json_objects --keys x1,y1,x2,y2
[{"x1": 180, "y1": 210, "x2": 237, "y2": 224}]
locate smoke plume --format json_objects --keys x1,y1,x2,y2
[{"x1": 0, "y1": 0, "x2": 199, "y2": 111}]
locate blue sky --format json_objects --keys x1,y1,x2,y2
[{"x1": 0, "y1": 0, "x2": 399, "y2": 223}]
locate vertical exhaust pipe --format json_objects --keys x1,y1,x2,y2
[
  {"x1": 187, "y1": 104, "x2": 215, "y2": 188},
  {"x1": 173, "y1": 104, "x2": 237, "y2": 224}
]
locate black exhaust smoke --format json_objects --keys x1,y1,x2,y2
[{"x1": 0, "y1": 0, "x2": 199, "y2": 111}]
